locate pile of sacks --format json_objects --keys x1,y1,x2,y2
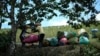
[
  {"x1": 43, "y1": 28, "x2": 90, "y2": 47},
  {"x1": 22, "y1": 28, "x2": 90, "y2": 47}
]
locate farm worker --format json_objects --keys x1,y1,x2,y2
[
  {"x1": 31, "y1": 22, "x2": 45, "y2": 47},
  {"x1": 19, "y1": 25, "x2": 31, "y2": 47},
  {"x1": 78, "y1": 28, "x2": 89, "y2": 43},
  {"x1": 78, "y1": 28, "x2": 86, "y2": 35},
  {"x1": 78, "y1": 28, "x2": 89, "y2": 37},
  {"x1": 91, "y1": 28, "x2": 98, "y2": 38},
  {"x1": 57, "y1": 31, "x2": 64, "y2": 42},
  {"x1": 57, "y1": 31, "x2": 68, "y2": 46}
]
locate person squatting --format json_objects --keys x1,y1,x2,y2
[{"x1": 19, "y1": 22, "x2": 45, "y2": 48}]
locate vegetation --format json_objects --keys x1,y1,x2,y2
[
  {"x1": 0, "y1": 25, "x2": 100, "y2": 56},
  {"x1": 15, "y1": 25, "x2": 100, "y2": 56},
  {"x1": 0, "y1": 29, "x2": 11, "y2": 48},
  {"x1": 0, "y1": 29, "x2": 11, "y2": 56},
  {"x1": 95, "y1": 32, "x2": 100, "y2": 40},
  {"x1": 0, "y1": 0, "x2": 100, "y2": 56},
  {"x1": 82, "y1": 45, "x2": 100, "y2": 56}
]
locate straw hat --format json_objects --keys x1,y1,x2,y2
[{"x1": 78, "y1": 28, "x2": 86, "y2": 35}]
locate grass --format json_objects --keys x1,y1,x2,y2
[{"x1": 90, "y1": 38, "x2": 100, "y2": 49}]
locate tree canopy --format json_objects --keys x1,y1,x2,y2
[
  {"x1": 0, "y1": 0, "x2": 100, "y2": 56},
  {"x1": 0, "y1": 0, "x2": 100, "y2": 29}
]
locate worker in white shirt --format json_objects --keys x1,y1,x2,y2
[{"x1": 32, "y1": 22, "x2": 45, "y2": 47}]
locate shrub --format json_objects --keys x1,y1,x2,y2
[
  {"x1": 0, "y1": 30, "x2": 11, "y2": 52},
  {"x1": 82, "y1": 45, "x2": 100, "y2": 56},
  {"x1": 95, "y1": 32, "x2": 100, "y2": 41}
]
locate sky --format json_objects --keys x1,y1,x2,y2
[
  {"x1": 41, "y1": 16, "x2": 68, "y2": 27},
  {"x1": 1, "y1": 0, "x2": 100, "y2": 29}
]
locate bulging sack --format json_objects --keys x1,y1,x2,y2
[
  {"x1": 68, "y1": 37, "x2": 78, "y2": 44},
  {"x1": 23, "y1": 34, "x2": 39, "y2": 43},
  {"x1": 50, "y1": 37, "x2": 58, "y2": 46},
  {"x1": 60, "y1": 37, "x2": 68, "y2": 45},
  {"x1": 79, "y1": 36, "x2": 89, "y2": 44},
  {"x1": 43, "y1": 39, "x2": 50, "y2": 46}
]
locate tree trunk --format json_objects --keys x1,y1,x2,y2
[
  {"x1": 7, "y1": 0, "x2": 17, "y2": 56},
  {"x1": 7, "y1": 15, "x2": 17, "y2": 56},
  {"x1": 0, "y1": 17, "x2": 2, "y2": 29},
  {"x1": 17, "y1": 0, "x2": 25, "y2": 26},
  {"x1": 8, "y1": 24, "x2": 17, "y2": 56},
  {"x1": 0, "y1": 22, "x2": 1, "y2": 29}
]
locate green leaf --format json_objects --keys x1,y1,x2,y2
[
  {"x1": 8, "y1": 22, "x2": 12, "y2": 25},
  {"x1": 1, "y1": 19, "x2": 6, "y2": 23}
]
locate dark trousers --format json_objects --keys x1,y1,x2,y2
[
  {"x1": 38, "y1": 33, "x2": 45, "y2": 47},
  {"x1": 20, "y1": 36, "x2": 25, "y2": 46}
]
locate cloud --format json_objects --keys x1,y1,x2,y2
[
  {"x1": 42, "y1": 16, "x2": 68, "y2": 27},
  {"x1": 48, "y1": 19, "x2": 68, "y2": 26}
]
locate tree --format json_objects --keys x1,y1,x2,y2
[
  {"x1": 1, "y1": 0, "x2": 58, "y2": 56},
  {"x1": 0, "y1": 0, "x2": 6, "y2": 29},
  {"x1": 0, "y1": 0, "x2": 99, "y2": 56},
  {"x1": 57, "y1": 0, "x2": 99, "y2": 29},
  {"x1": 0, "y1": 17, "x2": 6, "y2": 29}
]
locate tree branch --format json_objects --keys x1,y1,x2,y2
[{"x1": 5, "y1": 0, "x2": 10, "y2": 18}]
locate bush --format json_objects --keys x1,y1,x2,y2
[
  {"x1": 95, "y1": 32, "x2": 100, "y2": 40},
  {"x1": 0, "y1": 30, "x2": 11, "y2": 52},
  {"x1": 82, "y1": 45, "x2": 100, "y2": 56}
]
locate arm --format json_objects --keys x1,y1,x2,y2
[{"x1": 37, "y1": 26, "x2": 44, "y2": 34}]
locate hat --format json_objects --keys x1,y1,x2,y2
[
  {"x1": 35, "y1": 22, "x2": 41, "y2": 26},
  {"x1": 78, "y1": 28, "x2": 86, "y2": 35}
]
